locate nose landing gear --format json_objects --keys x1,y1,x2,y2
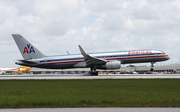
[{"x1": 150, "y1": 62, "x2": 155, "y2": 71}]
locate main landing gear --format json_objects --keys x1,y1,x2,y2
[{"x1": 90, "y1": 67, "x2": 98, "y2": 76}]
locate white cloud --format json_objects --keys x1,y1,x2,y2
[{"x1": 0, "y1": 0, "x2": 180, "y2": 67}]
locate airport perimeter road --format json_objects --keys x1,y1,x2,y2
[
  {"x1": 0, "y1": 108, "x2": 180, "y2": 112},
  {"x1": 0, "y1": 74, "x2": 180, "y2": 79}
]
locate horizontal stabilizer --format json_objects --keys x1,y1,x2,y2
[{"x1": 18, "y1": 60, "x2": 37, "y2": 64}]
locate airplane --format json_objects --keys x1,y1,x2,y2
[
  {"x1": 0, "y1": 66, "x2": 31, "y2": 74},
  {"x1": 0, "y1": 67, "x2": 20, "y2": 74},
  {"x1": 13, "y1": 66, "x2": 31, "y2": 73},
  {"x1": 12, "y1": 34, "x2": 170, "y2": 76}
]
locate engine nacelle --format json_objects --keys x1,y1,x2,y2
[{"x1": 99, "y1": 61, "x2": 121, "y2": 69}]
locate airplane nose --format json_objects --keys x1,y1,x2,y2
[{"x1": 166, "y1": 55, "x2": 170, "y2": 60}]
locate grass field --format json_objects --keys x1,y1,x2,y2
[{"x1": 0, "y1": 79, "x2": 180, "y2": 108}]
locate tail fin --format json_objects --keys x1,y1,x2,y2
[{"x1": 12, "y1": 34, "x2": 45, "y2": 60}]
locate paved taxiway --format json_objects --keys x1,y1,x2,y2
[
  {"x1": 0, "y1": 74, "x2": 180, "y2": 80},
  {"x1": 1, "y1": 108, "x2": 180, "y2": 112}
]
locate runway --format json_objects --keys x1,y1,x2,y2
[
  {"x1": 1, "y1": 108, "x2": 180, "y2": 112},
  {"x1": 0, "y1": 74, "x2": 180, "y2": 80}
]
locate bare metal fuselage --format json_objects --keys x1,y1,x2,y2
[{"x1": 16, "y1": 49, "x2": 170, "y2": 69}]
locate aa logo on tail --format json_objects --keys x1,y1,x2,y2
[{"x1": 23, "y1": 44, "x2": 35, "y2": 54}]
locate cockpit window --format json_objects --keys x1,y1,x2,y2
[
  {"x1": 159, "y1": 50, "x2": 165, "y2": 54},
  {"x1": 161, "y1": 52, "x2": 165, "y2": 55}
]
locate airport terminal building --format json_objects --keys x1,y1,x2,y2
[{"x1": 30, "y1": 64, "x2": 180, "y2": 74}]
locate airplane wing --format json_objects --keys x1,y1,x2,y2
[{"x1": 78, "y1": 45, "x2": 107, "y2": 67}]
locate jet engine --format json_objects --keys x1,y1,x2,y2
[{"x1": 98, "y1": 61, "x2": 121, "y2": 69}]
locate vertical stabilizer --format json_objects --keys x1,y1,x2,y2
[{"x1": 12, "y1": 34, "x2": 45, "y2": 60}]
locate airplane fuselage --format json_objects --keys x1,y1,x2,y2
[
  {"x1": 16, "y1": 49, "x2": 169, "y2": 69},
  {"x1": 0, "y1": 68, "x2": 20, "y2": 72}
]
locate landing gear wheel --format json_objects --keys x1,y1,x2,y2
[
  {"x1": 150, "y1": 68, "x2": 154, "y2": 71},
  {"x1": 90, "y1": 66, "x2": 98, "y2": 76},
  {"x1": 90, "y1": 72, "x2": 94, "y2": 76},
  {"x1": 90, "y1": 71, "x2": 98, "y2": 76},
  {"x1": 150, "y1": 62, "x2": 155, "y2": 72}
]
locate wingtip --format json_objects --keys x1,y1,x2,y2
[
  {"x1": 78, "y1": 45, "x2": 86, "y2": 55},
  {"x1": 78, "y1": 45, "x2": 82, "y2": 49}
]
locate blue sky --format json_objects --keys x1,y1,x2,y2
[{"x1": 0, "y1": 0, "x2": 180, "y2": 67}]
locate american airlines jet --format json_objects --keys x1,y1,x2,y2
[{"x1": 12, "y1": 34, "x2": 170, "y2": 75}]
